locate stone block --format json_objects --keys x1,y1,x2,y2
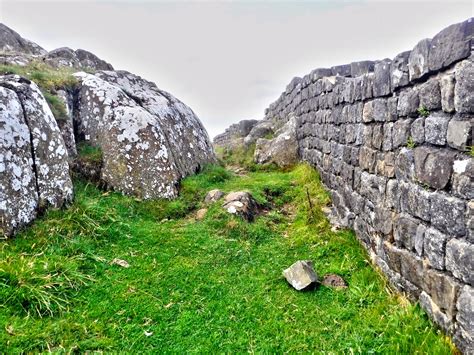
[
  {"x1": 409, "y1": 38, "x2": 431, "y2": 81},
  {"x1": 399, "y1": 181, "x2": 431, "y2": 221},
  {"x1": 452, "y1": 158, "x2": 474, "y2": 200},
  {"x1": 413, "y1": 146, "x2": 455, "y2": 190},
  {"x1": 390, "y1": 50, "x2": 410, "y2": 89},
  {"x1": 428, "y1": 19, "x2": 473, "y2": 72},
  {"x1": 385, "y1": 179, "x2": 399, "y2": 210},
  {"x1": 383, "y1": 242, "x2": 402, "y2": 273},
  {"x1": 394, "y1": 213, "x2": 419, "y2": 251},
  {"x1": 372, "y1": 124, "x2": 383, "y2": 150},
  {"x1": 373, "y1": 59, "x2": 392, "y2": 97},
  {"x1": 331, "y1": 64, "x2": 351, "y2": 77},
  {"x1": 392, "y1": 119, "x2": 412, "y2": 148},
  {"x1": 395, "y1": 148, "x2": 415, "y2": 181},
  {"x1": 382, "y1": 122, "x2": 393, "y2": 151},
  {"x1": 440, "y1": 73, "x2": 455, "y2": 113},
  {"x1": 399, "y1": 249, "x2": 424, "y2": 288},
  {"x1": 455, "y1": 285, "x2": 474, "y2": 353},
  {"x1": 423, "y1": 269, "x2": 460, "y2": 318},
  {"x1": 360, "y1": 172, "x2": 387, "y2": 205},
  {"x1": 410, "y1": 117, "x2": 425, "y2": 144},
  {"x1": 362, "y1": 101, "x2": 374, "y2": 122},
  {"x1": 423, "y1": 227, "x2": 448, "y2": 270},
  {"x1": 351, "y1": 60, "x2": 375, "y2": 77},
  {"x1": 374, "y1": 204, "x2": 393, "y2": 235},
  {"x1": 397, "y1": 87, "x2": 419, "y2": 117},
  {"x1": 419, "y1": 291, "x2": 453, "y2": 333},
  {"x1": 418, "y1": 78, "x2": 441, "y2": 111},
  {"x1": 447, "y1": 116, "x2": 473, "y2": 150},
  {"x1": 311, "y1": 68, "x2": 333, "y2": 82},
  {"x1": 455, "y1": 59, "x2": 474, "y2": 113},
  {"x1": 425, "y1": 112, "x2": 450, "y2": 145},
  {"x1": 430, "y1": 192, "x2": 466, "y2": 236},
  {"x1": 414, "y1": 223, "x2": 426, "y2": 256},
  {"x1": 446, "y1": 238, "x2": 474, "y2": 286}
]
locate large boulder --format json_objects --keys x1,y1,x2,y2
[
  {"x1": 0, "y1": 23, "x2": 46, "y2": 55},
  {"x1": 44, "y1": 47, "x2": 114, "y2": 71},
  {"x1": 74, "y1": 70, "x2": 216, "y2": 199},
  {"x1": 254, "y1": 115, "x2": 299, "y2": 168},
  {"x1": 0, "y1": 75, "x2": 72, "y2": 237}
]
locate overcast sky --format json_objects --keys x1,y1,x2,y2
[{"x1": 0, "y1": 1, "x2": 471, "y2": 137}]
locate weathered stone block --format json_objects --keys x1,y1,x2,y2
[
  {"x1": 455, "y1": 59, "x2": 474, "y2": 113},
  {"x1": 419, "y1": 291, "x2": 453, "y2": 333},
  {"x1": 385, "y1": 179, "x2": 399, "y2": 210},
  {"x1": 392, "y1": 119, "x2": 412, "y2": 148},
  {"x1": 410, "y1": 117, "x2": 425, "y2": 144},
  {"x1": 399, "y1": 181, "x2": 431, "y2": 221},
  {"x1": 446, "y1": 238, "x2": 474, "y2": 286},
  {"x1": 425, "y1": 113, "x2": 450, "y2": 145},
  {"x1": 372, "y1": 124, "x2": 383, "y2": 150},
  {"x1": 394, "y1": 213, "x2": 419, "y2": 251},
  {"x1": 423, "y1": 227, "x2": 448, "y2": 270},
  {"x1": 452, "y1": 158, "x2": 474, "y2": 200},
  {"x1": 440, "y1": 73, "x2": 455, "y2": 113},
  {"x1": 428, "y1": 19, "x2": 473, "y2": 72},
  {"x1": 362, "y1": 101, "x2": 374, "y2": 122},
  {"x1": 374, "y1": 204, "x2": 393, "y2": 235},
  {"x1": 455, "y1": 285, "x2": 474, "y2": 353},
  {"x1": 383, "y1": 242, "x2": 402, "y2": 274},
  {"x1": 397, "y1": 87, "x2": 419, "y2": 117},
  {"x1": 359, "y1": 146, "x2": 377, "y2": 173},
  {"x1": 373, "y1": 59, "x2": 392, "y2": 97},
  {"x1": 360, "y1": 172, "x2": 387, "y2": 205},
  {"x1": 423, "y1": 269, "x2": 460, "y2": 318},
  {"x1": 311, "y1": 68, "x2": 333, "y2": 82},
  {"x1": 415, "y1": 223, "x2": 426, "y2": 257},
  {"x1": 382, "y1": 122, "x2": 393, "y2": 151},
  {"x1": 409, "y1": 38, "x2": 431, "y2": 81},
  {"x1": 391, "y1": 51, "x2": 410, "y2": 89},
  {"x1": 413, "y1": 146, "x2": 455, "y2": 190},
  {"x1": 447, "y1": 116, "x2": 473, "y2": 150},
  {"x1": 400, "y1": 249, "x2": 424, "y2": 288},
  {"x1": 331, "y1": 64, "x2": 351, "y2": 77},
  {"x1": 395, "y1": 148, "x2": 415, "y2": 181},
  {"x1": 430, "y1": 192, "x2": 466, "y2": 236},
  {"x1": 350, "y1": 60, "x2": 375, "y2": 77},
  {"x1": 418, "y1": 78, "x2": 441, "y2": 111}
]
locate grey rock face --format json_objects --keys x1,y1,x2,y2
[
  {"x1": 430, "y1": 192, "x2": 466, "y2": 236},
  {"x1": 397, "y1": 87, "x2": 419, "y2": 117},
  {"x1": 0, "y1": 23, "x2": 46, "y2": 55},
  {"x1": 222, "y1": 191, "x2": 259, "y2": 222},
  {"x1": 44, "y1": 47, "x2": 113, "y2": 71},
  {"x1": 418, "y1": 79, "x2": 441, "y2": 111},
  {"x1": 254, "y1": 116, "x2": 299, "y2": 168},
  {"x1": 0, "y1": 86, "x2": 38, "y2": 236},
  {"x1": 283, "y1": 260, "x2": 319, "y2": 291},
  {"x1": 0, "y1": 76, "x2": 72, "y2": 237},
  {"x1": 0, "y1": 76, "x2": 73, "y2": 208},
  {"x1": 74, "y1": 70, "x2": 215, "y2": 199},
  {"x1": 373, "y1": 59, "x2": 392, "y2": 97}
]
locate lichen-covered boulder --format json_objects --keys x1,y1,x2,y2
[
  {"x1": 222, "y1": 191, "x2": 259, "y2": 222},
  {"x1": 0, "y1": 76, "x2": 73, "y2": 237},
  {"x1": 0, "y1": 86, "x2": 38, "y2": 237},
  {"x1": 254, "y1": 115, "x2": 299, "y2": 168},
  {"x1": 74, "y1": 70, "x2": 215, "y2": 199},
  {"x1": 0, "y1": 75, "x2": 73, "y2": 208},
  {"x1": 243, "y1": 120, "x2": 275, "y2": 147}
]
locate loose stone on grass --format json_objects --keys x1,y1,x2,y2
[
  {"x1": 322, "y1": 274, "x2": 348, "y2": 289},
  {"x1": 222, "y1": 191, "x2": 259, "y2": 222},
  {"x1": 204, "y1": 189, "x2": 224, "y2": 204},
  {"x1": 283, "y1": 260, "x2": 319, "y2": 291}
]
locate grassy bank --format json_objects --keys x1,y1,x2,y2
[{"x1": 0, "y1": 164, "x2": 454, "y2": 352}]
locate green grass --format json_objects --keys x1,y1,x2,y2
[
  {"x1": 76, "y1": 142, "x2": 103, "y2": 163},
  {"x1": 0, "y1": 164, "x2": 454, "y2": 352},
  {"x1": 417, "y1": 106, "x2": 430, "y2": 118},
  {"x1": 0, "y1": 62, "x2": 78, "y2": 123}
]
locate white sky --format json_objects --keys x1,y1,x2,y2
[{"x1": 0, "y1": 0, "x2": 472, "y2": 138}]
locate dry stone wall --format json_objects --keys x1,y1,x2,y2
[{"x1": 264, "y1": 19, "x2": 473, "y2": 352}]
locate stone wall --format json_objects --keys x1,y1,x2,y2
[{"x1": 264, "y1": 19, "x2": 473, "y2": 352}]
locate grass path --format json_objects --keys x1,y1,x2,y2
[{"x1": 0, "y1": 165, "x2": 454, "y2": 352}]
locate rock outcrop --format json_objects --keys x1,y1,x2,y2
[
  {"x1": 0, "y1": 24, "x2": 216, "y2": 236},
  {"x1": 254, "y1": 115, "x2": 299, "y2": 168},
  {"x1": 0, "y1": 75, "x2": 73, "y2": 237}
]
